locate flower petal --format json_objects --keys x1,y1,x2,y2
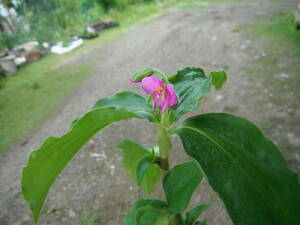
[
  {"x1": 165, "y1": 85, "x2": 177, "y2": 107},
  {"x1": 141, "y1": 77, "x2": 164, "y2": 94}
]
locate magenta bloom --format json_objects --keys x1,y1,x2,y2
[{"x1": 141, "y1": 76, "x2": 177, "y2": 112}]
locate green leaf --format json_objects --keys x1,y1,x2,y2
[
  {"x1": 210, "y1": 71, "x2": 227, "y2": 90},
  {"x1": 194, "y1": 221, "x2": 208, "y2": 225},
  {"x1": 153, "y1": 211, "x2": 170, "y2": 225},
  {"x1": 185, "y1": 203, "x2": 212, "y2": 225},
  {"x1": 136, "y1": 154, "x2": 157, "y2": 185},
  {"x1": 122, "y1": 198, "x2": 168, "y2": 225},
  {"x1": 91, "y1": 91, "x2": 154, "y2": 121},
  {"x1": 21, "y1": 92, "x2": 152, "y2": 224},
  {"x1": 163, "y1": 161, "x2": 203, "y2": 214},
  {"x1": 168, "y1": 67, "x2": 212, "y2": 121},
  {"x1": 137, "y1": 207, "x2": 169, "y2": 225},
  {"x1": 118, "y1": 140, "x2": 161, "y2": 193},
  {"x1": 176, "y1": 113, "x2": 300, "y2": 225}
]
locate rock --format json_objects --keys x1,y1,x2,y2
[
  {"x1": 16, "y1": 41, "x2": 39, "y2": 52},
  {"x1": 14, "y1": 57, "x2": 26, "y2": 66},
  {"x1": 287, "y1": 133, "x2": 300, "y2": 147},
  {"x1": 68, "y1": 209, "x2": 77, "y2": 218},
  {"x1": 0, "y1": 55, "x2": 17, "y2": 75},
  {"x1": 85, "y1": 19, "x2": 119, "y2": 33},
  {"x1": 294, "y1": 8, "x2": 300, "y2": 21},
  {"x1": 0, "y1": 50, "x2": 8, "y2": 58}
]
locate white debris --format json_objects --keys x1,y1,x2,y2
[
  {"x1": 51, "y1": 39, "x2": 83, "y2": 55},
  {"x1": 14, "y1": 57, "x2": 26, "y2": 66},
  {"x1": 42, "y1": 42, "x2": 50, "y2": 48}
]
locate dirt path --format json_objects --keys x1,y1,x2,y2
[{"x1": 0, "y1": 1, "x2": 299, "y2": 225}]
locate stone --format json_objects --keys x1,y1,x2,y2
[
  {"x1": 14, "y1": 57, "x2": 26, "y2": 66},
  {"x1": 0, "y1": 55, "x2": 17, "y2": 75},
  {"x1": 16, "y1": 41, "x2": 39, "y2": 52},
  {"x1": 68, "y1": 209, "x2": 77, "y2": 218},
  {"x1": 287, "y1": 133, "x2": 300, "y2": 147}
]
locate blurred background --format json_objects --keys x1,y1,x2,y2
[{"x1": 0, "y1": 0, "x2": 299, "y2": 224}]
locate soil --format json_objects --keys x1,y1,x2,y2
[{"x1": 0, "y1": 1, "x2": 299, "y2": 225}]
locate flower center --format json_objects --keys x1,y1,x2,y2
[{"x1": 155, "y1": 87, "x2": 164, "y2": 93}]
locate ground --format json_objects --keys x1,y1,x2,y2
[{"x1": 0, "y1": 0, "x2": 299, "y2": 224}]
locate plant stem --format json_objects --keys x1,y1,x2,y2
[
  {"x1": 170, "y1": 214, "x2": 184, "y2": 225},
  {"x1": 157, "y1": 111, "x2": 172, "y2": 171}
]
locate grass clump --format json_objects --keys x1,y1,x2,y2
[
  {"x1": 79, "y1": 213, "x2": 101, "y2": 225},
  {"x1": 0, "y1": 56, "x2": 92, "y2": 153},
  {"x1": 245, "y1": 12, "x2": 300, "y2": 91},
  {"x1": 241, "y1": 12, "x2": 300, "y2": 139}
]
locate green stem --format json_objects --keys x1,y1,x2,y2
[
  {"x1": 170, "y1": 214, "x2": 184, "y2": 225},
  {"x1": 157, "y1": 111, "x2": 172, "y2": 171}
]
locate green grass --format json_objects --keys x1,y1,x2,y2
[
  {"x1": 0, "y1": 0, "x2": 184, "y2": 154},
  {"x1": 78, "y1": 213, "x2": 101, "y2": 225},
  {"x1": 175, "y1": 0, "x2": 249, "y2": 10},
  {"x1": 241, "y1": 12, "x2": 300, "y2": 146},
  {"x1": 0, "y1": 57, "x2": 92, "y2": 152},
  {"x1": 175, "y1": 1, "x2": 212, "y2": 10},
  {"x1": 244, "y1": 12, "x2": 300, "y2": 97}
]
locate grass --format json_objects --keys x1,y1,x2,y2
[
  {"x1": 240, "y1": 12, "x2": 300, "y2": 150},
  {"x1": 175, "y1": 1, "x2": 212, "y2": 10},
  {"x1": 0, "y1": 57, "x2": 92, "y2": 152},
  {"x1": 78, "y1": 213, "x2": 101, "y2": 225},
  {"x1": 244, "y1": 12, "x2": 300, "y2": 100},
  {"x1": 175, "y1": 0, "x2": 249, "y2": 10},
  {"x1": 0, "y1": 0, "x2": 188, "y2": 154}
]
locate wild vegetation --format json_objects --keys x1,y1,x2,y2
[
  {"x1": 0, "y1": 0, "x2": 168, "y2": 49},
  {"x1": 0, "y1": 0, "x2": 175, "y2": 153}
]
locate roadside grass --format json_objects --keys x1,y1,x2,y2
[
  {"x1": 244, "y1": 12, "x2": 300, "y2": 103},
  {"x1": 241, "y1": 12, "x2": 300, "y2": 149},
  {"x1": 0, "y1": 0, "x2": 186, "y2": 154},
  {"x1": 175, "y1": 1, "x2": 212, "y2": 9},
  {"x1": 175, "y1": 0, "x2": 249, "y2": 10},
  {"x1": 0, "y1": 58, "x2": 92, "y2": 153},
  {"x1": 78, "y1": 213, "x2": 101, "y2": 225}
]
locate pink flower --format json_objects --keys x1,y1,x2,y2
[{"x1": 141, "y1": 76, "x2": 177, "y2": 112}]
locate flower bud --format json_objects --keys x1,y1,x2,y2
[{"x1": 130, "y1": 68, "x2": 154, "y2": 83}]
